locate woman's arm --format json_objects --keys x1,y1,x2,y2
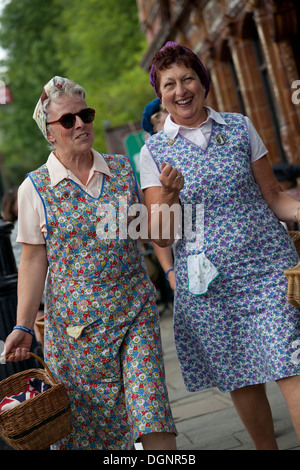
[
  {"x1": 152, "y1": 243, "x2": 175, "y2": 290},
  {"x1": 144, "y1": 163, "x2": 184, "y2": 247},
  {"x1": 251, "y1": 155, "x2": 300, "y2": 224},
  {"x1": 3, "y1": 243, "x2": 48, "y2": 361}
]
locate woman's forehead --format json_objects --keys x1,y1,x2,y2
[
  {"x1": 159, "y1": 63, "x2": 197, "y2": 80},
  {"x1": 48, "y1": 95, "x2": 87, "y2": 115}
]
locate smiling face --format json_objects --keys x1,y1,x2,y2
[
  {"x1": 47, "y1": 94, "x2": 95, "y2": 158},
  {"x1": 158, "y1": 62, "x2": 207, "y2": 128}
]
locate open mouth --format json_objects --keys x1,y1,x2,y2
[
  {"x1": 176, "y1": 97, "x2": 193, "y2": 106},
  {"x1": 76, "y1": 133, "x2": 89, "y2": 140}
]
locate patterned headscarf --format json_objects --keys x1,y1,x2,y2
[
  {"x1": 150, "y1": 41, "x2": 210, "y2": 99},
  {"x1": 33, "y1": 76, "x2": 67, "y2": 139}
]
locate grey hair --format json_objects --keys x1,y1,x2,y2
[{"x1": 43, "y1": 79, "x2": 86, "y2": 150}]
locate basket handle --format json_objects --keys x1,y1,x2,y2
[{"x1": 0, "y1": 352, "x2": 57, "y2": 384}]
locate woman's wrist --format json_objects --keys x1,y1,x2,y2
[
  {"x1": 165, "y1": 268, "x2": 174, "y2": 279},
  {"x1": 13, "y1": 325, "x2": 34, "y2": 336}
]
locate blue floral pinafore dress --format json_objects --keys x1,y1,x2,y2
[
  {"x1": 28, "y1": 154, "x2": 176, "y2": 449},
  {"x1": 146, "y1": 113, "x2": 300, "y2": 393}
]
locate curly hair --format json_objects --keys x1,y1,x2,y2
[{"x1": 150, "y1": 43, "x2": 210, "y2": 100}]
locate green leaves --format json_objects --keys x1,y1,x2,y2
[
  {"x1": 0, "y1": 0, "x2": 155, "y2": 187},
  {"x1": 0, "y1": 0, "x2": 65, "y2": 185}
]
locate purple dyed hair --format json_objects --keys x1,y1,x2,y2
[{"x1": 150, "y1": 41, "x2": 210, "y2": 99}]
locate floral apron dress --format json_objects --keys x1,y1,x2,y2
[
  {"x1": 28, "y1": 154, "x2": 176, "y2": 449},
  {"x1": 146, "y1": 113, "x2": 300, "y2": 393}
]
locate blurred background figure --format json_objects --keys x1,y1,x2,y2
[
  {"x1": 273, "y1": 163, "x2": 300, "y2": 230},
  {"x1": 1, "y1": 187, "x2": 21, "y2": 267},
  {"x1": 142, "y1": 97, "x2": 169, "y2": 136}
]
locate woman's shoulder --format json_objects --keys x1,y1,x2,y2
[
  {"x1": 144, "y1": 130, "x2": 169, "y2": 149},
  {"x1": 101, "y1": 152, "x2": 131, "y2": 167},
  {"x1": 100, "y1": 153, "x2": 137, "y2": 179},
  {"x1": 26, "y1": 162, "x2": 49, "y2": 185},
  {"x1": 219, "y1": 111, "x2": 246, "y2": 122},
  {"x1": 18, "y1": 173, "x2": 43, "y2": 202}
]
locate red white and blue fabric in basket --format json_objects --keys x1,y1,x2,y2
[{"x1": 0, "y1": 378, "x2": 51, "y2": 413}]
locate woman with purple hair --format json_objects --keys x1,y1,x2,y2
[{"x1": 140, "y1": 41, "x2": 300, "y2": 449}]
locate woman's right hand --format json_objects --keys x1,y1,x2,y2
[
  {"x1": 160, "y1": 163, "x2": 184, "y2": 196},
  {"x1": 1, "y1": 329, "x2": 32, "y2": 362}
]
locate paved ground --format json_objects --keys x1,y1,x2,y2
[{"x1": 159, "y1": 305, "x2": 300, "y2": 451}]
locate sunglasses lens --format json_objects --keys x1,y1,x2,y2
[
  {"x1": 60, "y1": 114, "x2": 76, "y2": 129},
  {"x1": 51, "y1": 108, "x2": 95, "y2": 128},
  {"x1": 79, "y1": 108, "x2": 95, "y2": 123}
]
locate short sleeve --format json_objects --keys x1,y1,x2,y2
[
  {"x1": 17, "y1": 177, "x2": 46, "y2": 244},
  {"x1": 139, "y1": 144, "x2": 161, "y2": 189},
  {"x1": 244, "y1": 116, "x2": 268, "y2": 163}
]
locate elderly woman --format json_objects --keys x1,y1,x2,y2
[
  {"x1": 139, "y1": 42, "x2": 300, "y2": 450},
  {"x1": 3, "y1": 76, "x2": 177, "y2": 450}
]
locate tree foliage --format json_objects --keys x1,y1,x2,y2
[
  {"x1": 0, "y1": 0, "x2": 154, "y2": 187},
  {"x1": 0, "y1": 0, "x2": 65, "y2": 186}
]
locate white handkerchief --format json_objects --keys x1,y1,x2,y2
[
  {"x1": 66, "y1": 325, "x2": 85, "y2": 339},
  {"x1": 187, "y1": 253, "x2": 219, "y2": 295}
]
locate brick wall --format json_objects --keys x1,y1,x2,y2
[{"x1": 136, "y1": 0, "x2": 300, "y2": 165}]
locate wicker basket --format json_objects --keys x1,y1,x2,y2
[
  {"x1": 35, "y1": 315, "x2": 45, "y2": 345},
  {"x1": 289, "y1": 231, "x2": 300, "y2": 256},
  {"x1": 284, "y1": 261, "x2": 300, "y2": 307},
  {"x1": 0, "y1": 352, "x2": 72, "y2": 450}
]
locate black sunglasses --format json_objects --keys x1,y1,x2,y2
[{"x1": 47, "y1": 108, "x2": 95, "y2": 129}]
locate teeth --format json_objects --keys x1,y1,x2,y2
[
  {"x1": 77, "y1": 134, "x2": 88, "y2": 139},
  {"x1": 177, "y1": 98, "x2": 192, "y2": 105}
]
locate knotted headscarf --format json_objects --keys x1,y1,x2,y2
[
  {"x1": 150, "y1": 41, "x2": 210, "y2": 99},
  {"x1": 33, "y1": 76, "x2": 67, "y2": 139}
]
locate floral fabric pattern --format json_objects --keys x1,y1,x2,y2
[
  {"x1": 28, "y1": 154, "x2": 176, "y2": 449},
  {"x1": 146, "y1": 113, "x2": 300, "y2": 393}
]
